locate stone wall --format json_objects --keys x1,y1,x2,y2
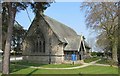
[
  {"x1": 23, "y1": 55, "x2": 64, "y2": 64},
  {"x1": 22, "y1": 15, "x2": 64, "y2": 64}
]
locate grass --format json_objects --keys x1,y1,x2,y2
[
  {"x1": 1, "y1": 59, "x2": 118, "y2": 75},
  {"x1": 84, "y1": 57, "x2": 100, "y2": 63},
  {"x1": 10, "y1": 65, "x2": 118, "y2": 74},
  {"x1": 11, "y1": 60, "x2": 45, "y2": 67},
  {"x1": 11, "y1": 60, "x2": 81, "y2": 68},
  {"x1": 40, "y1": 64, "x2": 81, "y2": 68}
]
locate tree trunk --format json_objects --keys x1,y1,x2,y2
[
  {"x1": 2, "y1": 3, "x2": 16, "y2": 74},
  {"x1": 118, "y1": 2, "x2": 120, "y2": 74},
  {"x1": 0, "y1": 10, "x2": 2, "y2": 50},
  {"x1": 112, "y1": 37, "x2": 118, "y2": 62},
  {"x1": 0, "y1": 5, "x2": 2, "y2": 72},
  {"x1": 118, "y1": 30, "x2": 120, "y2": 75}
]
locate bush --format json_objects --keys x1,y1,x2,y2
[
  {"x1": 84, "y1": 57, "x2": 100, "y2": 63},
  {"x1": 97, "y1": 58, "x2": 118, "y2": 66}
]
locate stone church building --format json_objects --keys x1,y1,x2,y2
[{"x1": 22, "y1": 14, "x2": 91, "y2": 64}]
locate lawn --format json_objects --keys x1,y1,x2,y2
[
  {"x1": 10, "y1": 64, "x2": 118, "y2": 74},
  {"x1": 84, "y1": 57, "x2": 100, "y2": 63},
  {"x1": 11, "y1": 60, "x2": 81, "y2": 68},
  {"x1": 40, "y1": 64, "x2": 81, "y2": 68}
]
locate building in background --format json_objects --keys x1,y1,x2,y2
[{"x1": 22, "y1": 14, "x2": 91, "y2": 64}]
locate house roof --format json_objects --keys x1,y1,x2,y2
[
  {"x1": 63, "y1": 36, "x2": 82, "y2": 51},
  {"x1": 42, "y1": 15, "x2": 87, "y2": 51},
  {"x1": 43, "y1": 15, "x2": 78, "y2": 42},
  {"x1": 26, "y1": 14, "x2": 90, "y2": 51}
]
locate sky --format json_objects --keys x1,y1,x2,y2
[
  {"x1": 15, "y1": 2, "x2": 97, "y2": 51},
  {"x1": 45, "y1": 2, "x2": 89, "y2": 37}
]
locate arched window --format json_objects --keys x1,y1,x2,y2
[{"x1": 34, "y1": 28, "x2": 45, "y2": 53}]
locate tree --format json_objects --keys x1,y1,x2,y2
[
  {"x1": 12, "y1": 23, "x2": 26, "y2": 53},
  {"x1": 2, "y1": 3, "x2": 8, "y2": 51},
  {"x1": 2, "y1": 3, "x2": 27, "y2": 53},
  {"x1": 29, "y1": 2, "x2": 52, "y2": 18},
  {"x1": 2, "y1": 2, "x2": 52, "y2": 74},
  {"x1": 0, "y1": 6, "x2": 2, "y2": 51},
  {"x1": 2, "y1": 2, "x2": 28, "y2": 74},
  {"x1": 80, "y1": 2, "x2": 118, "y2": 62},
  {"x1": 117, "y1": 1, "x2": 120, "y2": 68},
  {"x1": 2, "y1": 22, "x2": 26, "y2": 55}
]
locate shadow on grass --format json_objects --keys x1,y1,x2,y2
[
  {"x1": 11, "y1": 60, "x2": 47, "y2": 67},
  {"x1": 10, "y1": 60, "x2": 82, "y2": 69},
  {"x1": 10, "y1": 60, "x2": 48, "y2": 73},
  {"x1": 10, "y1": 64, "x2": 29, "y2": 73},
  {"x1": 26, "y1": 69, "x2": 38, "y2": 76}
]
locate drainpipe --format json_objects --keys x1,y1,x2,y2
[{"x1": 49, "y1": 37, "x2": 52, "y2": 64}]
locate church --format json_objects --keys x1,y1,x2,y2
[{"x1": 22, "y1": 14, "x2": 91, "y2": 64}]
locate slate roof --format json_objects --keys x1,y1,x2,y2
[
  {"x1": 43, "y1": 15, "x2": 78, "y2": 41},
  {"x1": 63, "y1": 36, "x2": 82, "y2": 51},
  {"x1": 42, "y1": 15, "x2": 90, "y2": 51},
  {"x1": 26, "y1": 14, "x2": 90, "y2": 51}
]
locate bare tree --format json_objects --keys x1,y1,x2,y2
[
  {"x1": 2, "y1": 2, "x2": 52, "y2": 74},
  {"x1": 80, "y1": 2, "x2": 118, "y2": 62}
]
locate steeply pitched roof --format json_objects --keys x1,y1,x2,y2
[
  {"x1": 43, "y1": 15, "x2": 78, "y2": 42},
  {"x1": 42, "y1": 15, "x2": 82, "y2": 51},
  {"x1": 64, "y1": 36, "x2": 82, "y2": 51},
  {"x1": 25, "y1": 14, "x2": 90, "y2": 51}
]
